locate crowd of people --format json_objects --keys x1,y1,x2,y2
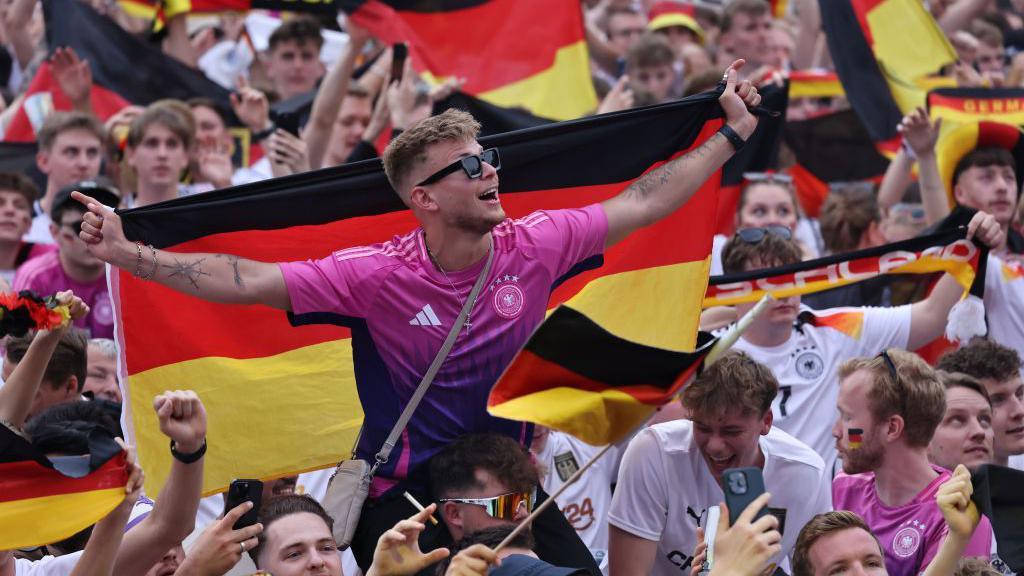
[{"x1": 3, "y1": 0, "x2": 1024, "y2": 575}]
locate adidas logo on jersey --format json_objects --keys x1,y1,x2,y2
[{"x1": 409, "y1": 304, "x2": 442, "y2": 327}]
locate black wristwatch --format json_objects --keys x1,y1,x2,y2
[
  {"x1": 718, "y1": 124, "x2": 747, "y2": 152},
  {"x1": 170, "y1": 438, "x2": 207, "y2": 464}
]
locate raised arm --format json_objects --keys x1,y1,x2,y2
[
  {"x1": 305, "y1": 25, "x2": 370, "y2": 170},
  {"x1": 908, "y1": 211, "x2": 1003, "y2": 350},
  {"x1": 0, "y1": 292, "x2": 88, "y2": 429},
  {"x1": 922, "y1": 465, "x2": 982, "y2": 576},
  {"x1": 74, "y1": 191, "x2": 291, "y2": 310},
  {"x1": 601, "y1": 60, "x2": 761, "y2": 248},
  {"x1": 112, "y1": 391, "x2": 208, "y2": 575},
  {"x1": 898, "y1": 107, "x2": 948, "y2": 225},
  {"x1": 70, "y1": 443, "x2": 145, "y2": 576}
]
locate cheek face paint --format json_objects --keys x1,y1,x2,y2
[{"x1": 848, "y1": 428, "x2": 864, "y2": 449}]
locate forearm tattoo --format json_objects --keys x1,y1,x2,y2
[
  {"x1": 215, "y1": 254, "x2": 245, "y2": 289},
  {"x1": 625, "y1": 132, "x2": 721, "y2": 201},
  {"x1": 163, "y1": 257, "x2": 211, "y2": 290}
]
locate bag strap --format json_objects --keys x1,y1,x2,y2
[{"x1": 370, "y1": 238, "x2": 495, "y2": 474}]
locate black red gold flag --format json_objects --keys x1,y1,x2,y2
[
  {"x1": 819, "y1": 0, "x2": 955, "y2": 154},
  {"x1": 113, "y1": 91, "x2": 729, "y2": 496},
  {"x1": 487, "y1": 306, "x2": 717, "y2": 446},
  {"x1": 0, "y1": 425, "x2": 128, "y2": 549}
]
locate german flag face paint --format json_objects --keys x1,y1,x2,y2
[{"x1": 848, "y1": 428, "x2": 864, "y2": 450}]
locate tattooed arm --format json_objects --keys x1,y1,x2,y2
[
  {"x1": 601, "y1": 60, "x2": 761, "y2": 248},
  {"x1": 71, "y1": 191, "x2": 291, "y2": 309}
]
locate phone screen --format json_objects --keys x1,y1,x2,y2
[{"x1": 391, "y1": 43, "x2": 408, "y2": 83}]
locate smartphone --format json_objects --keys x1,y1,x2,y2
[
  {"x1": 722, "y1": 467, "x2": 767, "y2": 526},
  {"x1": 391, "y1": 42, "x2": 408, "y2": 83},
  {"x1": 273, "y1": 111, "x2": 301, "y2": 137},
  {"x1": 224, "y1": 479, "x2": 263, "y2": 530}
]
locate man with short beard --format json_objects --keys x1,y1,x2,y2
[{"x1": 832, "y1": 348, "x2": 993, "y2": 576}]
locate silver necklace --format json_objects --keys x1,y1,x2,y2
[{"x1": 428, "y1": 248, "x2": 473, "y2": 334}]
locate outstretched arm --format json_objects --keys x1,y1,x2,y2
[
  {"x1": 601, "y1": 60, "x2": 761, "y2": 248},
  {"x1": 0, "y1": 293, "x2": 89, "y2": 429},
  {"x1": 74, "y1": 191, "x2": 291, "y2": 310}
]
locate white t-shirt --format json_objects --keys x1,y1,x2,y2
[
  {"x1": 728, "y1": 305, "x2": 912, "y2": 473},
  {"x1": 1008, "y1": 454, "x2": 1024, "y2": 471},
  {"x1": 608, "y1": 421, "x2": 831, "y2": 576},
  {"x1": 534, "y1": 432, "x2": 619, "y2": 572},
  {"x1": 25, "y1": 206, "x2": 53, "y2": 245},
  {"x1": 983, "y1": 254, "x2": 1024, "y2": 360}
]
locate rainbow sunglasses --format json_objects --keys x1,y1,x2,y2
[{"x1": 440, "y1": 488, "x2": 536, "y2": 521}]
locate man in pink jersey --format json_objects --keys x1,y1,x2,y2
[
  {"x1": 832, "y1": 348, "x2": 993, "y2": 576},
  {"x1": 72, "y1": 61, "x2": 763, "y2": 572}
]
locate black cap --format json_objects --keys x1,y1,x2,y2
[{"x1": 52, "y1": 177, "x2": 121, "y2": 221}]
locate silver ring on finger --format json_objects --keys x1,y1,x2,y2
[{"x1": 240, "y1": 541, "x2": 246, "y2": 554}]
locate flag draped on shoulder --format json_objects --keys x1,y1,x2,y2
[
  {"x1": 704, "y1": 227, "x2": 985, "y2": 308},
  {"x1": 3, "y1": 0, "x2": 234, "y2": 142},
  {"x1": 0, "y1": 425, "x2": 127, "y2": 549},
  {"x1": 339, "y1": 0, "x2": 597, "y2": 120},
  {"x1": 115, "y1": 93, "x2": 729, "y2": 496},
  {"x1": 487, "y1": 306, "x2": 717, "y2": 446},
  {"x1": 928, "y1": 88, "x2": 1024, "y2": 207},
  {"x1": 819, "y1": 0, "x2": 955, "y2": 153}
]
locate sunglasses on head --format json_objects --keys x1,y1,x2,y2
[
  {"x1": 743, "y1": 171, "x2": 793, "y2": 185},
  {"x1": 440, "y1": 488, "x2": 535, "y2": 521},
  {"x1": 736, "y1": 225, "x2": 793, "y2": 244},
  {"x1": 878, "y1": 349, "x2": 908, "y2": 418},
  {"x1": 417, "y1": 148, "x2": 501, "y2": 187}
]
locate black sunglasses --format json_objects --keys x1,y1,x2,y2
[
  {"x1": 417, "y1": 148, "x2": 500, "y2": 187},
  {"x1": 736, "y1": 225, "x2": 792, "y2": 244}
]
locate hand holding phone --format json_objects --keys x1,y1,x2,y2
[
  {"x1": 722, "y1": 467, "x2": 768, "y2": 526},
  {"x1": 224, "y1": 479, "x2": 263, "y2": 530}
]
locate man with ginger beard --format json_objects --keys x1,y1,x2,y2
[{"x1": 831, "y1": 349, "x2": 993, "y2": 576}]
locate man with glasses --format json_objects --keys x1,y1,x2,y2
[
  {"x1": 832, "y1": 348, "x2": 993, "y2": 576},
  {"x1": 430, "y1": 434, "x2": 598, "y2": 574},
  {"x1": 72, "y1": 61, "x2": 763, "y2": 571},
  {"x1": 716, "y1": 216, "x2": 1002, "y2": 475},
  {"x1": 14, "y1": 179, "x2": 121, "y2": 338}
]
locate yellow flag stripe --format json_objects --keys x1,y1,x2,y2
[
  {"x1": 0, "y1": 487, "x2": 124, "y2": 549},
  {"x1": 488, "y1": 387, "x2": 656, "y2": 446},
  {"x1": 477, "y1": 40, "x2": 598, "y2": 121},
  {"x1": 566, "y1": 257, "x2": 711, "y2": 352},
  {"x1": 127, "y1": 340, "x2": 362, "y2": 497}
]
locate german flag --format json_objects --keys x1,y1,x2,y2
[
  {"x1": 819, "y1": 0, "x2": 955, "y2": 152},
  {"x1": 115, "y1": 93, "x2": 729, "y2": 496},
  {"x1": 704, "y1": 227, "x2": 984, "y2": 307},
  {"x1": 647, "y1": 2, "x2": 704, "y2": 44},
  {"x1": 928, "y1": 88, "x2": 1024, "y2": 206},
  {"x1": 339, "y1": 0, "x2": 597, "y2": 120},
  {"x1": 487, "y1": 306, "x2": 717, "y2": 446},
  {"x1": 3, "y1": 0, "x2": 235, "y2": 142},
  {"x1": 787, "y1": 71, "x2": 844, "y2": 100},
  {"x1": 782, "y1": 109, "x2": 890, "y2": 218},
  {"x1": 0, "y1": 425, "x2": 127, "y2": 549}
]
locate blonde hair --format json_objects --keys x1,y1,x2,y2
[{"x1": 382, "y1": 109, "x2": 481, "y2": 197}]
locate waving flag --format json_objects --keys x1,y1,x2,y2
[
  {"x1": 115, "y1": 93, "x2": 732, "y2": 496},
  {"x1": 488, "y1": 306, "x2": 716, "y2": 446},
  {"x1": 0, "y1": 425, "x2": 127, "y2": 549},
  {"x1": 819, "y1": 0, "x2": 955, "y2": 153}
]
